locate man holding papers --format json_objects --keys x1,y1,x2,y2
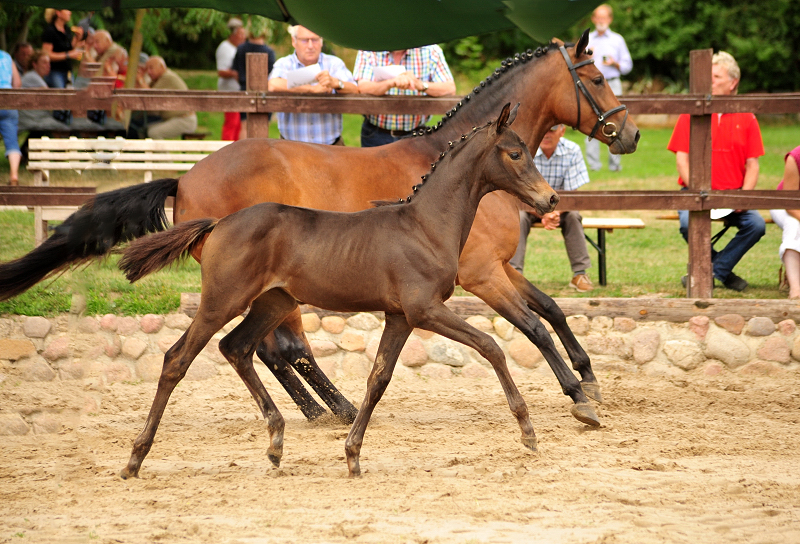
[
  {"x1": 354, "y1": 46, "x2": 456, "y2": 147},
  {"x1": 268, "y1": 25, "x2": 357, "y2": 145}
]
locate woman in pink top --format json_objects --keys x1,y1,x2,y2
[{"x1": 769, "y1": 146, "x2": 800, "y2": 299}]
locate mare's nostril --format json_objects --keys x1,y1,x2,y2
[
  {"x1": 634, "y1": 131, "x2": 641, "y2": 144},
  {"x1": 550, "y1": 194, "x2": 559, "y2": 206}
]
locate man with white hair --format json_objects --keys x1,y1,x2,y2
[
  {"x1": 668, "y1": 50, "x2": 765, "y2": 291},
  {"x1": 268, "y1": 25, "x2": 357, "y2": 144},
  {"x1": 217, "y1": 17, "x2": 246, "y2": 140},
  {"x1": 586, "y1": 3, "x2": 632, "y2": 172}
]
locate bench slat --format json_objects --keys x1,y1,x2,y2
[
  {"x1": 27, "y1": 161, "x2": 206, "y2": 171},
  {"x1": 29, "y1": 152, "x2": 215, "y2": 162},
  {"x1": 28, "y1": 138, "x2": 230, "y2": 152},
  {"x1": 581, "y1": 218, "x2": 645, "y2": 229}
]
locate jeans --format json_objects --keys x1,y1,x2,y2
[
  {"x1": 45, "y1": 70, "x2": 69, "y2": 89},
  {"x1": 0, "y1": 109, "x2": 21, "y2": 155},
  {"x1": 678, "y1": 208, "x2": 766, "y2": 281},
  {"x1": 360, "y1": 118, "x2": 399, "y2": 148}
]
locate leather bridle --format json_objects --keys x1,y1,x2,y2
[{"x1": 558, "y1": 45, "x2": 628, "y2": 144}]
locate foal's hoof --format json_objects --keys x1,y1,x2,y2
[
  {"x1": 119, "y1": 467, "x2": 138, "y2": 480},
  {"x1": 267, "y1": 450, "x2": 282, "y2": 468},
  {"x1": 581, "y1": 380, "x2": 604, "y2": 403},
  {"x1": 336, "y1": 404, "x2": 359, "y2": 426},
  {"x1": 571, "y1": 402, "x2": 601, "y2": 427},
  {"x1": 520, "y1": 435, "x2": 538, "y2": 452}
]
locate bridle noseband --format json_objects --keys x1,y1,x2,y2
[{"x1": 558, "y1": 45, "x2": 628, "y2": 143}]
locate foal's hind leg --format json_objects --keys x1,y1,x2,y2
[
  {"x1": 120, "y1": 311, "x2": 229, "y2": 479},
  {"x1": 345, "y1": 313, "x2": 412, "y2": 477},
  {"x1": 411, "y1": 302, "x2": 539, "y2": 452},
  {"x1": 259, "y1": 310, "x2": 358, "y2": 423},
  {"x1": 219, "y1": 289, "x2": 301, "y2": 467},
  {"x1": 505, "y1": 265, "x2": 601, "y2": 402}
]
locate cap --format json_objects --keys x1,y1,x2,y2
[{"x1": 227, "y1": 17, "x2": 244, "y2": 30}]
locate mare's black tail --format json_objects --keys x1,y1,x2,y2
[{"x1": 0, "y1": 178, "x2": 179, "y2": 301}]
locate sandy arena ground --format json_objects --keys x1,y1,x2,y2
[{"x1": 1, "y1": 360, "x2": 799, "y2": 544}]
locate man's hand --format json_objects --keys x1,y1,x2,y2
[
  {"x1": 540, "y1": 211, "x2": 561, "y2": 230},
  {"x1": 315, "y1": 70, "x2": 338, "y2": 92}
]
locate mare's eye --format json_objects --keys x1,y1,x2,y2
[
  {"x1": 509, "y1": 152, "x2": 521, "y2": 160},
  {"x1": 593, "y1": 77, "x2": 604, "y2": 86}
]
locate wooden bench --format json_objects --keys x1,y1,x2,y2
[
  {"x1": 535, "y1": 217, "x2": 645, "y2": 286},
  {"x1": 26, "y1": 136, "x2": 231, "y2": 245}
]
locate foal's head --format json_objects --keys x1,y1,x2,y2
[{"x1": 484, "y1": 103, "x2": 559, "y2": 216}]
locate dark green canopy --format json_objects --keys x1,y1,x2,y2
[{"x1": 13, "y1": 0, "x2": 601, "y2": 49}]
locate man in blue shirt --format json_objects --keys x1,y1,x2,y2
[
  {"x1": 586, "y1": 3, "x2": 632, "y2": 172},
  {"x1": 510, "y1": 125, "x2": 595, "y2": 292},
  {"x1": 268, "y1": 25, "x2": 357, "y2": 145}
]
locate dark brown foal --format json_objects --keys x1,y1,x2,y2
[{"x1": 118, "y1": 104, "x2": 571, "y2": 478}]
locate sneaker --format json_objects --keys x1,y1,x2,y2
[
  {"x1": 721, "y1": 272, "x2": 748, "y2": 292},
  {"x1": 570, "y1": 274, "x2": 594, "y2": 292}
]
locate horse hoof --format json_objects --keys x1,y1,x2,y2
[
  {"x1": 337, "y1": 407, "x2": 358, "y2": 426},
  {"x1": 581, "y1": 380, "x2": 604, "y2": 403},
  {"x1": 571, "y1": 402, "x2": 601, "y2": 427},
  {"x1": 520, "y1": 435, "x2": 538, "y2": 452},
  {"x1": 268, "y1": 452, "x2": 281, "y2": 468},
  {"x1": 119, "y1": 467, "x2": 138, "y2": 480}
]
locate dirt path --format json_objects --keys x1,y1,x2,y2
[{"x1": 1, "y1": 362, "x2": 799, "y2": 543}]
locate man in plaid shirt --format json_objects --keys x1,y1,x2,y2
[
  {"x1": 268, "y1": 25, "x2": 358, "y2": 145},
  {"x1": 354, "y1": 46, "x2": 456, "y2": 147},
  {"x1": 510, "y1": 124, "x2": 595, "y2": 292}
]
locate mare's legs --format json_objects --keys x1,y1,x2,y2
[
  {"x1": 504, "y1": 264, "x2": 602, "y2": 402},
  {"x1": 458, "y1": 259, "x2": 600, "y2": 424},
  {"x1": 414, "y1": 303, "x2": 539, "y2": 452},
  {"x1": 257, "y1": 309, "x2": 358, "y2": 423},
  {"x1": 218, "y1": 289, "x2": 301, "y2": 467},
  {"x1": 120, "y1": 308, "x2": 233, "y2": 479},
  {"x1": 345, "y1": 313, "x2": 412, "y2": 477}
]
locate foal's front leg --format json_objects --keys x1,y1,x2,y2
[
  {"x1": 412, "y1": 302, "x2": 539, "y2": 452},
  {"x1": 345, "y1": 313, "x2": 413, "y2": 477}
]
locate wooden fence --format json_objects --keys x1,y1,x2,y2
[{"x1": 2, "y1": 51, "x2": 800, "y2": 298}]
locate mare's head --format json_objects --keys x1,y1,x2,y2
[
  {"x1": 484, "y1": 103, "x2": 559, "y2": 216},
  {"x1": 550, "y1": 29, "x2": 640, "y2": 155}
]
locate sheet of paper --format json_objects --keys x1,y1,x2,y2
[
  {"x1": 287, "y1": 63, "x2": 322, "y2": 89},
  {"x1": 373, "y1": 65, "x2": 406, "y2": 82}
]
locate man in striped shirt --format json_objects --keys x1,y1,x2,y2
[
  {"x1": 268, "y1": 25, "x2": 357, "y2": 145},
  {"x1": 353, "y1": 46, "x2": 456, "y2": 147},
  {"x1": 510, "y1": 124, "x2": 595, "y2": 292}
]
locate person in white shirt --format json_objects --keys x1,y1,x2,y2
[
  {"x1": 216, "y1": 18, "x2": 246, "y2": 140},
  {"x1": 586, "y1": 3, "x2": 632, "y2": 172}
]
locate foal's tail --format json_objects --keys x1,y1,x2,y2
[
  {"x1": 119, "y1": 218, "x2": 218, "y2": 283},
  {"x1": 0, "y1": 178, "x2": 179, "y2": 301}
]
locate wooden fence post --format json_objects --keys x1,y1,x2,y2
[
  {"x1": 245, "y1": 53, "x2": 271, "y2": 138},
  {"x1": 686, "y1": 49, "x2": 713, "y2": 298}
]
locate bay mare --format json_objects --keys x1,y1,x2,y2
[
  {"x1": 118, "y1": 104, "x2": 562, "y2": 478},
  {"x1": 0, "y1": 31, "x2": 639, "y2": 425}
]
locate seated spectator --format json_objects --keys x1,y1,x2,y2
[
  {"x1": 0, "y1": 49, "x2": 22, "y2": 185},
  {"x1": 770, "y1": 146, "x2": 800, "y2": 299},
  {"x1": 232, "y1": 25, "x2": 275, "y2": 139},
  {"x1": 268, "y1": 25, "x2": 356, "y2": 144},
  {"x1": 17, "y1": 50, "x2": 72, "y2": 133},
  {"x1": 354, "y1": 46, "x2": 455, "y2": 147},
  {"x1": 128, "y1": 56, "x2": 197, "y2": 139},
  {"x1": 41, "y1": 9, "x2": 85, "y2": 88},
  {"x1": 12, "y1": 42, "x2": 34, "y2": 74},
  {"x1": 510, "y1": 124, "x2": 595, "y2": 292},
  {"x1": 668, "y1": 51, "x2": 765, "y2": 291}
]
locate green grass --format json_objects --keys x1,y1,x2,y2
[{"x1": 1, "y1": 70, "x2": 799, "y2": 315}]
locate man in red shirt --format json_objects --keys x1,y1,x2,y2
[{"x1": 667, "y1": 51, "x2": 765, "y2": 291}]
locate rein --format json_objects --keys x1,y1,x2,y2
[{"x1": 558, "y1": 45, "x2": 628, "y2": 144}]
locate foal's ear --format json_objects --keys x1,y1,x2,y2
[
  {"x1": 576, "y1": 28, "x2": 590, "y2": 57},
  {"x1": 496, "y1": 102, "x2": 512, "y2": 134},
  {"x1": 506, "y1": 103, "x2": 520, "y2": 127}
]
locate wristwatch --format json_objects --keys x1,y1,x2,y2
[
  {"x1": 337, "y1": 79, "x2": 344, "y2": 90},
  {"x1": 422, "y1": 82, "x2": 429, "y2": 93}
]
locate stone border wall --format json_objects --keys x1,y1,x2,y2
[{"x1": 1, "y1": 311, "x2": 798, "y2": 436}]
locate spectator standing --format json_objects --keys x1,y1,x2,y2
[
  {"x1": 586, "y1": 3, "x2": 632, "y2": 172},
  {"x1": 232, "y1": 26, "x2": 275, "y2": 140},
  {"x1": 770, "y1": 146, "x2": 800, "y2": 299},
  {"x1": 0, "y1": 49, "x2": 22, "y2": 185},
  {"x1": 668, "y1": 51, "x2": 765, "y2": 292},
  {"x1": 353, "y1": 46, "x2": 455, "y2": 147},
  {"x1": 12, "y1": 42, "x2": 34, "y2": 74},
  {"x1": 268, "y1": 25, "x2": 356, "y2": 144},
  {"x1": 510, "y1": 124, "x2": 595, "y2": 292},
  {"x1": 41, "y1": 9, "x2": 84, "y2": 88},
  {"x1": 130, "y1": 56, "x2": 197, "y2": 139},
  {"x1": 217, "y1": 17, "x2": 247, "y2": 141}
]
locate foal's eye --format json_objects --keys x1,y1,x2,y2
[{"x1": 509, "y1": 152, "x2": 521, "y2": 160}]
